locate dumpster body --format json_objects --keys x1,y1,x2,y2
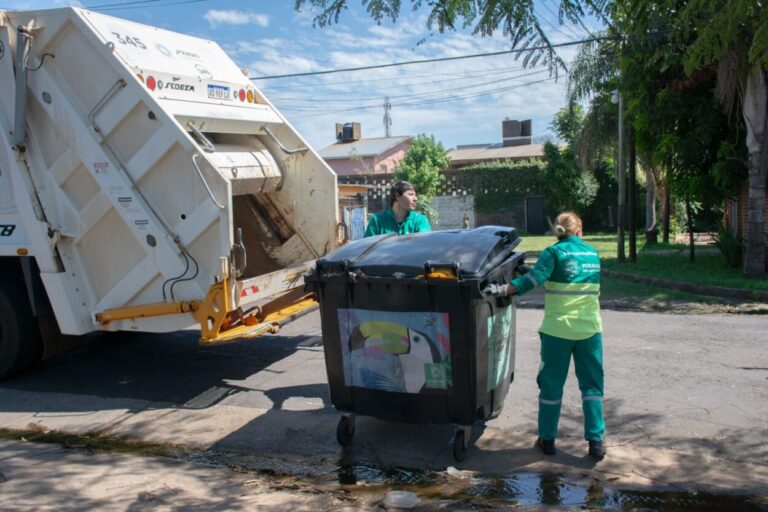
[{"x1": 306, "y1": 226, "x2": 526, "y2": 460}]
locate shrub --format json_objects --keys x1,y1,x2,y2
[{"x1": 713, "y1": 225, "x2": 743, "y2": 268}]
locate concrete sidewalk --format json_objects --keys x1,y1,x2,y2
[{"x1": 0, "y1": 439, "x2": 366, "y2": 511}]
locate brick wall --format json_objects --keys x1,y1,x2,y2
[{"x1": 731, "y1": 185, "x2": 768, "y2": 238}]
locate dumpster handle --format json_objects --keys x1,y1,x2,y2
[{"x1": 423, "y1": 261, "x2": 462, "y2": 281}]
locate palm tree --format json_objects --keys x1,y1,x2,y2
[{"x1": 681, "y1": 0, "x2": 766, "y2": 276}]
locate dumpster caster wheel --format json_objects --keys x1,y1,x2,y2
[
  {"x1": 336, "y1": 415, "x2": 355, "y2": 447},
  {"x1": 452, "y1": 430, "x2": 467, "y2": 462}
]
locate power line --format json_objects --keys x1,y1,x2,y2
[
  {"x1": 0, "y1": 0, "x2": 212, "y2": 12},
  {"x1": 89, "y1": 0, "x2": 212, "y2": 11},
  {"x1": 536, "y1": 0, "x2": 584, "y2": 41},
  {"x1": 268, "y1": 68, "x2": 549, "y2": 104},
  {"x1": 261, "y1": 63, "x2": 535, "y2": 91},
  {"x1": 83, "y1": 0, "x2": 160, "y2": 9},
  {"x1": 286, "y1": 76, "x2": 557, "y2": 120},
  {"x1": 250, "y1": 36, "x2": 610, "y2": 80},
  {"x1": 276, "y1": 70, "x2": 549, "y2": 110}
]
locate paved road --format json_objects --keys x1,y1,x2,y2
[{"x1": 0, "y1": 304, "x2": 766, "y2": 494}]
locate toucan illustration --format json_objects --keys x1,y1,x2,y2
[{"x1": 348, "y1": 321, "x2": 442, "y2": 393}]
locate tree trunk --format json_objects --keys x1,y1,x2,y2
[
  {"x1": 644, "y1": 165, "x2": 658, "y2": 245},
  {"x1": 628, "y1": 126, "x2": 637, "y2": 261},
  {"x1": 686, "y1": 196, "x2": 695, "y2": 263},
  {"x1": 742, "y1": 65, "x2": 767, "y2": 277},
  {"x1": 662, "y1": 176, "x2": 671, "y2": 244}
]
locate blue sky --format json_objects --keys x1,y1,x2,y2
[{"x1": 2, "y1": 0, "x2": 599, "y2": 151}]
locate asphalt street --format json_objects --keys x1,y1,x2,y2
[{"x1": 0, "y1": 302, "x2": 766, "y2": 495}]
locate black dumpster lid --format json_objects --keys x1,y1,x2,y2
[{"x1": 316, "y1": 226, "x2": 520, "y2": 279}]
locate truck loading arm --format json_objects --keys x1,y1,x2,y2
[{"x1": 94, "y1": 260, "x2": 318, "y2": 345}]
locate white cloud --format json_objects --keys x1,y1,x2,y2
[
  {"x1": 204, "y1": 10, "x2": 269, "y2": 28},
  {"x1": 248, "y1": 48, "x2": 321, "y2": 77}
]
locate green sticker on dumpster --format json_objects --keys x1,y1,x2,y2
[
  {"x1": 487, "y1": 306, "x2": 512, "y2": 391},
  {"x1": 425, "y1": 360, "x2": 451, "y2": 389}
]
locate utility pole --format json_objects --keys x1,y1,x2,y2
[{"x1": 383, "y1": 96, "x2": 392, "y2": 137}]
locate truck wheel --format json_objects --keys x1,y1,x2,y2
[{"x1": 0, "y1": 274, "x2": 44, "y2": 379}]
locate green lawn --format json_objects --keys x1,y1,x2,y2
[
  {"x1": 518, "y1": 234, "x2": 768, "y2": 292},
  {"x1": 518, "y1": 233, "x2": 622, "y2": 256},
  {"x1": 604, "y1": 253, "x2": 768, "y2": 291}
]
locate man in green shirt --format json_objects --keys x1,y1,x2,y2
[{"x1": 364, "y1": 180, "x2": 431, "y2": 237}]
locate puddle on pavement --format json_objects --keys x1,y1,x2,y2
[
  {"x1": 312, "y1": 464, "x2": 768, "y2": 510},
  {"x1": 179, "y1": 451, "x2": 767, "y2": 510}
]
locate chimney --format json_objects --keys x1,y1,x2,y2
[
  {"x1": 336, "y1": 122, "x2": 362, "y2": 142},
  {"x1": 502, "y1": 118, "x2": 532, "y2": 146}
]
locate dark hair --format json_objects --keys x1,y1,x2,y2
[{"x1": 389, "y1": 180, "x2": 415, "y2": 207}]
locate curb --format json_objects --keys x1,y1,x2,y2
[{"x1": 603, "y1": 269, "x2": 768, "y2": 302}]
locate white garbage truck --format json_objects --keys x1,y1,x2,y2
[{"x1": 0, "y1": 7, "x2": 339, "y2": 377}]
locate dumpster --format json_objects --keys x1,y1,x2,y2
[{"x1": 305, "y1": 226, "x2": 526, "y2": 461}]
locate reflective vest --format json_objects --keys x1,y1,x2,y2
[{"x1": 511, "y1": 236, "x2": 602, "y2": 340}]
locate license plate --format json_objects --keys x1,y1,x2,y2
[{"x1": 207, "y1": 84, "x2": 231, "y2": 100}]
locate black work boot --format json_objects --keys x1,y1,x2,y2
[
  {"x1": 536, "y1": 437, "x2": 556, "y2": 456},
  {"x1": 588, "y1": 440, "x2": 606, "y2": 460}
]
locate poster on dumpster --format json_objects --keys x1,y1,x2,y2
[
  {"x1": 338, "y1": 309, "x2": 452, "y2": 394},
  {"x1": 487, "y1": 306, "x2": 513, "y2": 391}
]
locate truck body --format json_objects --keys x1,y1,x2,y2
[{"x1": 0, "y1": 7, "x2": 339, "y2": 376}]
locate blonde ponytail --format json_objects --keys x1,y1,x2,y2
[{"x1": 552, "y1": 211, "x2": 582, "y2": 239}]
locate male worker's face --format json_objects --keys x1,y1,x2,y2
[{"x1": 396, "y1": 189, "x2": 418, "y2": 211}]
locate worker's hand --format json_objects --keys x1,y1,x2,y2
[{"x1": 483, "y1": 283, "x2": 511, "y2": 297}]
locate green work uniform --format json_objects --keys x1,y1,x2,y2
[
  {"x1": 363, "y1": 209, "x2": 431, "y2": 237},
  {"x1": 510, "y1": 235, "x2": 605, "y2": 441}
]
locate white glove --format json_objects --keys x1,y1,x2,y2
[{"x1": 483, "y1": 283, "x2": 510, "y2": 297}]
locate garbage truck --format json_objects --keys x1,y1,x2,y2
[{"x1": 0, "y1": 7, "x2": 339, "y2": 377}]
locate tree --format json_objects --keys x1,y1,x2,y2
[
  {"x1": 617, "y1": 0, "x2": 748, "y2": 261},
  {"x1": 539, "y1": 141, "x2": 598, "y2": 218},
  {"x1": 551, "y1": 103, "x2": 586, "y2": 145},
  {"x1": 294, "y1": 0, "x2": 606, "y2": 72},
  {"x1": 544, "y1": 106, "x2": 599, "y2": 220},
  {"x1": 679, "y1": 0, "x2": 768, "y2": 276},
  {"x1": 394, "y1": 134, "x2": 450, "y2": 216}
]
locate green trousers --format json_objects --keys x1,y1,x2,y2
[{"x1": 537, "y1": 332, "x2": 605, "y2": 441}]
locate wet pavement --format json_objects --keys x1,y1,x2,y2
[{"x1": 2, "y1": 437, "x2": 765, "y2": 511}]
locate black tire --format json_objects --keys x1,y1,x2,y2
[
  {"x1": 336, "y1": 416, "x2": 354, "y2": 447},
  {"x1": 452, "y1": 430, "x2": 467, "y2": 462},
  {"x1": 0, "y1": 270, "x2": 44, "y2": 379}
]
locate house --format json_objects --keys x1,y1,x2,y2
[
  {"x1": 319, "y1": 122, "x2": 411, "y2": 176},
  {"x1": 447, "y1": 118, "x2": 547, "y2": 169}
]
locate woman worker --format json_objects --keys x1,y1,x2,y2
[{"x1": 486, "y1": 211, "x2": 606, "y2": 460}]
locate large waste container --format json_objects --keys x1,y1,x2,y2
[{"x1": 305, "y1": 226, "x2": 526, "y2": 461}]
